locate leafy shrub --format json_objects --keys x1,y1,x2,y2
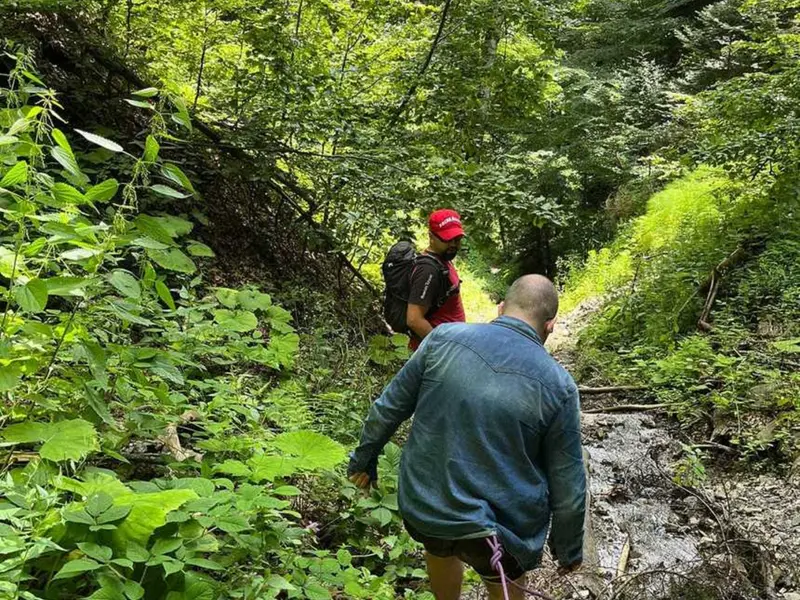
[{"x1": 0, "y1": 51, "x2": 428, "y2": 600}]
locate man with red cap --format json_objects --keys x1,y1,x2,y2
[{"x1": 406, "y1": 209, "x2": 466, "y2": 349}]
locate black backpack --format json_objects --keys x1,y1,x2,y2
[{"x1": 381, "y1": 241, "x2": 452, "y2": 333}]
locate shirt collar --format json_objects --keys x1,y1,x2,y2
[{"x1": 491, "y1": 315, "x2": 543, "y2": 346}]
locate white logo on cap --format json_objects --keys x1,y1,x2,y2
[{"x1": 438, "y1": 216, "x2": 461, "y2": 228}]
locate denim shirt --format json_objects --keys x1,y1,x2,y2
[{"x1": 348, "y1": 316, "x2": 585, "y2": 570}]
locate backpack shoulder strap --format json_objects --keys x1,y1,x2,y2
[{"x1": 414, "y1": 253, "x2": 456, "y2": 308}]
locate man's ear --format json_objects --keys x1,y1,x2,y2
[
  {"x1": 497, "y1": 301, "x2": 505, "y2": 317},
  {"x1": 545, "y1": 318, "x2": 556, "y2": 335}
]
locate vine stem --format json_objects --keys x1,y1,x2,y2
[
  {"x1": 0, "y1": 225, "x2": 24, "y2": 339},
  {"x1": 40, "y1": 300, "x2": 82, "y2": 386}
]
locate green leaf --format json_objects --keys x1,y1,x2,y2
[
  {"x1": 60, "y1": 248, "x2": 101, "y2": 261},
  {"x1": 265, "y1": 575, "x2": 296, "y2": 591},
  {"x1": 86, "y1": 179, "x2": 119, "y2": 203},
  {"x1": 124, "y1": 581, "x2": 145, "y2": 600},
  {"x1": 163, "y1": 558, "x2": 184, "y2": 575},
  {"x1": 131, "y1": 237, "x2": 170, "y2": 250},
  {"x1": 24, "y1": 237, "x2": 46, "y2": 257},
  {"x1": 7, "y1": 117, "x2": 29, "y2": 136},
  {"x1": 85, "y1": 384, "x2": 114, "y2": 426},
  {"x1": 77, "y1": 542, "x2": 113, "y2": 563},
  {"x1": 237, "y1": 290, "x2": 272, "y2": 311},
  {"x1": 144, "y1": 135, "x2": 159, "y2": 163},
  {"x1": 213, "y1": 309, "x2": 258, "y2": 332},
  {"x1": 267, "y1": 305, "x2": 294, "y2": 333},
  {"x1": 336, "y1": 549, "x2": 352, "y2": 566},
  {"x1": 265, "y1": 333, "x2": 299, "y2": 369},
  {"x1": 0, "y1": 161, "x2": 27, "y2": 188},
  {"x1": 51, "y1": 182, "x2": 86, "y2": 205},
  {"x1": 165, "y1": 573, "x2": 215, "y2": 600},
  {"x1": 96, "y1": 504, "x2": 131, "y2": 524},
  {"x1": 107, "y1": 301, "x2": 153, "y2": 326},
  {"x1": 14, "y1": 278, "x2": 48, "y2": 312},
  {"x1": 303, "y1": 581, "x2": 332, "y2": 600},
  {"x1": 151, "y1": 538, "x2": 182, "y2": 556},
  {"x1": 1, "y1": 419, "x2": 99, "y2": 462},
  {"x1": 170, "y1": 97, "x2": 193, "y2": 134},
  {"x1": 87, "y1": 492, "x2": 115, "y2": 517},
  {"x1": 51, "y1": 146, "x2": 83, "y2": 178},
  {"x1": 161, "y1": 164, "x2": 196, "y2": 194},
  {"x1": 0, "y1": 135, "x2": 18, "y2": 146},
  {"x1": 247, "y1": 454, "x2": 298, "y2": 483},
  {"x1": 381, "y1": 493, "x2": 399, "y2": 510},
  {"x1": 772, "y1": 338, "x2": 800, "y2": 353},
  {"x1": 63, "y1": 507, "x2": 95, "y2": 525},
  {"x1": 184, "y1": 557, "x2": 224, "y2": 570},
  {"x1": 125, "y1": 543, "x2": 150, "y2": 563},
  {"x1": 272, "y1": 485, "x2": 301, "y2": 497},
  {"x1": 112, "y1": 489, "x2": 198, "y2": 546},
  {"x1": 51, "y1": 129, "x2": 74, "y2": 156},
  {"x1": 214, "y1": 288, "x2": 239, "y2": 308},
  {"x1": 213, "y1": 460, "x2": 251, "y2": 478},
  {"x1": 125, "y1": 99, "x2": 152, "y2": 109},
  {"x1": 187, "y1": 243, "x2": 214, "y2": 257},
  {"x1": 156, "y1": 215, "x2": 194, "y2": 237},
  {"x1": 150, "y1": 184, "x2": 188, "y2": 199},
  {"x1": 112, "y1": 558, "x2": 134, "y2": 569},
  {"x1": 132, "y1": 87, "x2": 159, "y2": 98},
  {"x1": 214, "y1": 514, "x2": 250, "y2": 534},
  {"x1": 0, "y1": 247, "x2": 21, "y2": 278},
  {"x1": 370, "y1": 507, "x2": 392, "y2": 527},
  {"x1": 0, "y1": 364, "x2": 20, "y2": 392},
  {"x1": 134, "y1": 215, "x2": 175, "y2": 245},
  {"x1": 46, "y1": 276, "x2": 91, "y2": 297},
  {"x1": 53, "y1": 558, "x2": 102, "y2": 580},
  {"x1": 148, "y1": 248, "x2": 196, "y2": 274},
  {"x1": 155, "y1": 280, "x2": 176, "y2": 310},
  {"x1": 75, "y1": 129, "x2": 124, "y2": 153},
  {"x1": 143, "y1": 262, "x2": 157, "y2": 288},
  {"x1": 109, "y1": 270, "x2": 141, "y2": 299},
  {"x1": 272, "y1": 431, "x2": 346, "y2": 471}
]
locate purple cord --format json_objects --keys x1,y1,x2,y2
[{"x1": 486, "y1": 536, "x2": 555, "y2": 600}]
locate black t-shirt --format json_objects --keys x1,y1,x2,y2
[{"x1": 408, "y1": 256, "x2": 445, "y2": 309}]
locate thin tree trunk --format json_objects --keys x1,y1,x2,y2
[
  {"x1": 193, "y1": 9, "x2": 212, "y2": 111},
  {"x1": 386, "y1": 0, "x2": 453, "y2": 129},
  {"x1": 124, "y1": 0, "x2": 133, "y2": 57}
]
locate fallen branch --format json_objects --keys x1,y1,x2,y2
[
  {"x1": 691, "y1": 441, "x2": 736, "y2": 454},
  {"x1": 698, "y1": 247, "x2": 748, "y2": 331},
  {"x1": 578, "y1": 385, "x2": 649, "y2": 395},
  {"x1": 583, "y1": 403, "x2": 668, "y2": 414},
  {"x1": 616, "y1": 535, "x2": 631, "y2": 579}
]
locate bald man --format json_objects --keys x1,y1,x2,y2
[{"x1": 348, "y1": 275, "x2": 585, "y2": 600}]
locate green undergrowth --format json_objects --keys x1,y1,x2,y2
[
  {"x1": 562, "y1": 167, "x2": 800, "y2": 470},
  {"x1": 0, "y1": 50, "x2": 435, "y2": 600}
]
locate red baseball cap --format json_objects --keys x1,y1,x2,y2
[{"x1": 428, "y1": 209, "x2": 465, "y2": 241}]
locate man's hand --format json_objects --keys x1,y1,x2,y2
[
  {"x1": 557, "y1": 560, "x2": 582, "y2": 576},
  {"x1": 348, "y1": 472, "x2": 372, "y2": 489}
]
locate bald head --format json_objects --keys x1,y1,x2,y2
[{"x1": 501, "y1": 275, "x2": 559, "y2": 335}]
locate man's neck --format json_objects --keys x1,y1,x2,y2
[{"x1": 501, "y1": 311, "x2": 546, "y2": 341}]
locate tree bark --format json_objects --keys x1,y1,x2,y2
[{"x1": 386, "y1": 0, "x2": 453, "y2": 129}]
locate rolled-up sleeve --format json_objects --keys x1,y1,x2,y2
[
  {"x1": 542, "y1": 384, "x2": 586, "y2": 566},
  {"x1": 347, "y1": 333, "x2": 429, "y2": 480}
]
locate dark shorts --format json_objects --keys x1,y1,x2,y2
[{"x1": 404, "y1": 520, "x2": 526, "y2": 580}]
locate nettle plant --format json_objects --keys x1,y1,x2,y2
[{"x1": 0, "y1": 50, "x2": 373, "y2": 599}]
